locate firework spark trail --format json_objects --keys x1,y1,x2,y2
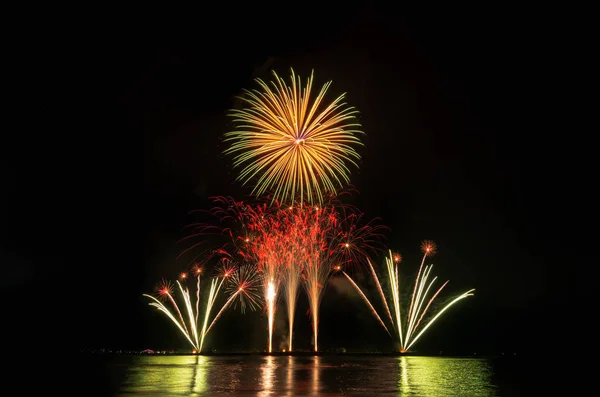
[
  {"x1": 367, "y1": 257, "x2": 393, "y2": 326},
  {"x1": 205, "y1": 290, "x2": 241, "y2": 336},
  {"x1": 342, "y1": 271, "x2": 390, "y2": 336},
  {"x1": 405, "y1": 289, "x2": 475, "y2": 352},
  {"x1": 385, "y1": 251, "x2": 403, "y2": 347},
  {"x1": 177, "y1": 281, "x2": 200, "y2": 349},
  {"x1": 406, "y1": 268, "x2": 442, "y2": 342},
  {"x1": 166, "y1": 290, "x2": 190, "y2": 337},
  {"x1": 276, "y1": 210, "x2": 303, "y2": 352},
  {"x1": 413, "y1": 280, "x2": 449, "y2": 333},
  {"x1": 282, "y1": 249, "x2": 302, "y2": 352},
  {"x1": 304, "y1": 255, "x2": 331, "y2": 352},
  {"x1": 143, "y1": 294, "x2": 199, "y2": 350},
  {"x1": 195, "y1": 275, "x2": 200, "y2": 326},
  {"x1": 225, "y1": 68, "x2": 364, "y2": 205},
  {"x1": 199, "y1": 278, "x2": 222, "y2": 352},
  {"x1": 406, "y1": 241, "x2": 436, "y2": 329},
  {"x1": 406, "y1": 261, "x2": 424, "y2": 325},
  {"x1": 266, "y1": 280, "x2": 276, "y2": 353},
  {"x1": 255, "y1": 227, "x2": 283, "y2": 353},
  {"x1": 197, "y1": 267, "x2": 232, "y2": 351},
  {"x1": 404, "y1": 266, "x2": 434, "y2": 343},
  {"x1": 193, "y1": 266, "x2": 202, "y2": 328},
  {"x1": 300, "y1": 207, "x2": 333, "y2": 352},
  {"x1": 176, "y1": 225, "x2": 224, "y2": 263}
]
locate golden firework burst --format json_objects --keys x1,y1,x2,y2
[{"x1": 224, "y1": 68, "x2": 364, "y2": 205}]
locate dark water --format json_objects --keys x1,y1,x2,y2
[{"x1": 82, "y1": 355, "x2": 518, "y2": 396}]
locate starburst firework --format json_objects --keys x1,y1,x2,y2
[{"x1": 225, "y1": 68, "x2": 364, "y2": 205}]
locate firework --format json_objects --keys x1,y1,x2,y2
[
  {"x1": 304, "y1": 204, "x2": 387, "y2": 351},
  {"x1": 205, "y1": 264, "x2": 262, "y2": 335},
  {"x1": 341, "y1": 270, "x2": 390, "y2": 336},
  {"x1": 187, "y1": 196, "x2": 385, "y2": 352},
  {"x1": 185, "y1": 197, "x2": 283, "y2": 353},
  {"x1": 342, "y1": 241, "x2": 474, "y2": 352},
  {"x1": 225, "y1": 264, "x2": 262, "y2": 313},
  {"x1": 281, "y1": 203, "x2": 386, "y2": 352},
  {"x1": 224, "y1": 68, "x2": 364, "y2": 205},
  {"x1": 251, "y1": 213, "x2": 284, "y2": 353},
  {"x1": 281, "y1": 229, "x2": 303, "y2": 352},
  {"x1": 180, "y1": 196, "x2": 385, "y2": 352},
  {"x1": 143, "y1": 263, "x2": 261, "y2": 352}
]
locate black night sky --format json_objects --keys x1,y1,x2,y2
[{"x1": 4, "y1": 7, "x2": 585, "y2": 359}]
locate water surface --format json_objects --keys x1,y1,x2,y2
[{"x1": 82, "y1": 354, "x2": 518, "y2": 396}]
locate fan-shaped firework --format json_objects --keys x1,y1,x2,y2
[
  {"x1": 224, "y1": 68, "x2": 364, "y2": 205},
  {"x1": 342, "y1": 242, "x2": 474, "y2": 352},
  {"x1": 143, "y1": 262, "x2": 262, "y2": 353}
]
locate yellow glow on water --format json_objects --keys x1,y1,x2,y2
[
  {"x1": 398, "y1": 356, "x2": 496, "y2": 396},
  {"x1": 118, "y1": 355, "x2": 500, "y2": 396},
  {"x1": 312, "y1": 356, "x2": 320, "y2": 395},
  {"x1": 259, "y1": 355, "x2": 276, "y2": 397},
  {"x1": 121, "y1": 355, "x2": 208, "y2": 395},
  {"x1": 286, "y1": 356, "x2": 294, "y2": 397},
  {"x1": 190, "y1": 355, "x2": 208, "y2": 395},
  {"x1": 399, "y1": 356, "x2": 409, "y2": 392}
]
